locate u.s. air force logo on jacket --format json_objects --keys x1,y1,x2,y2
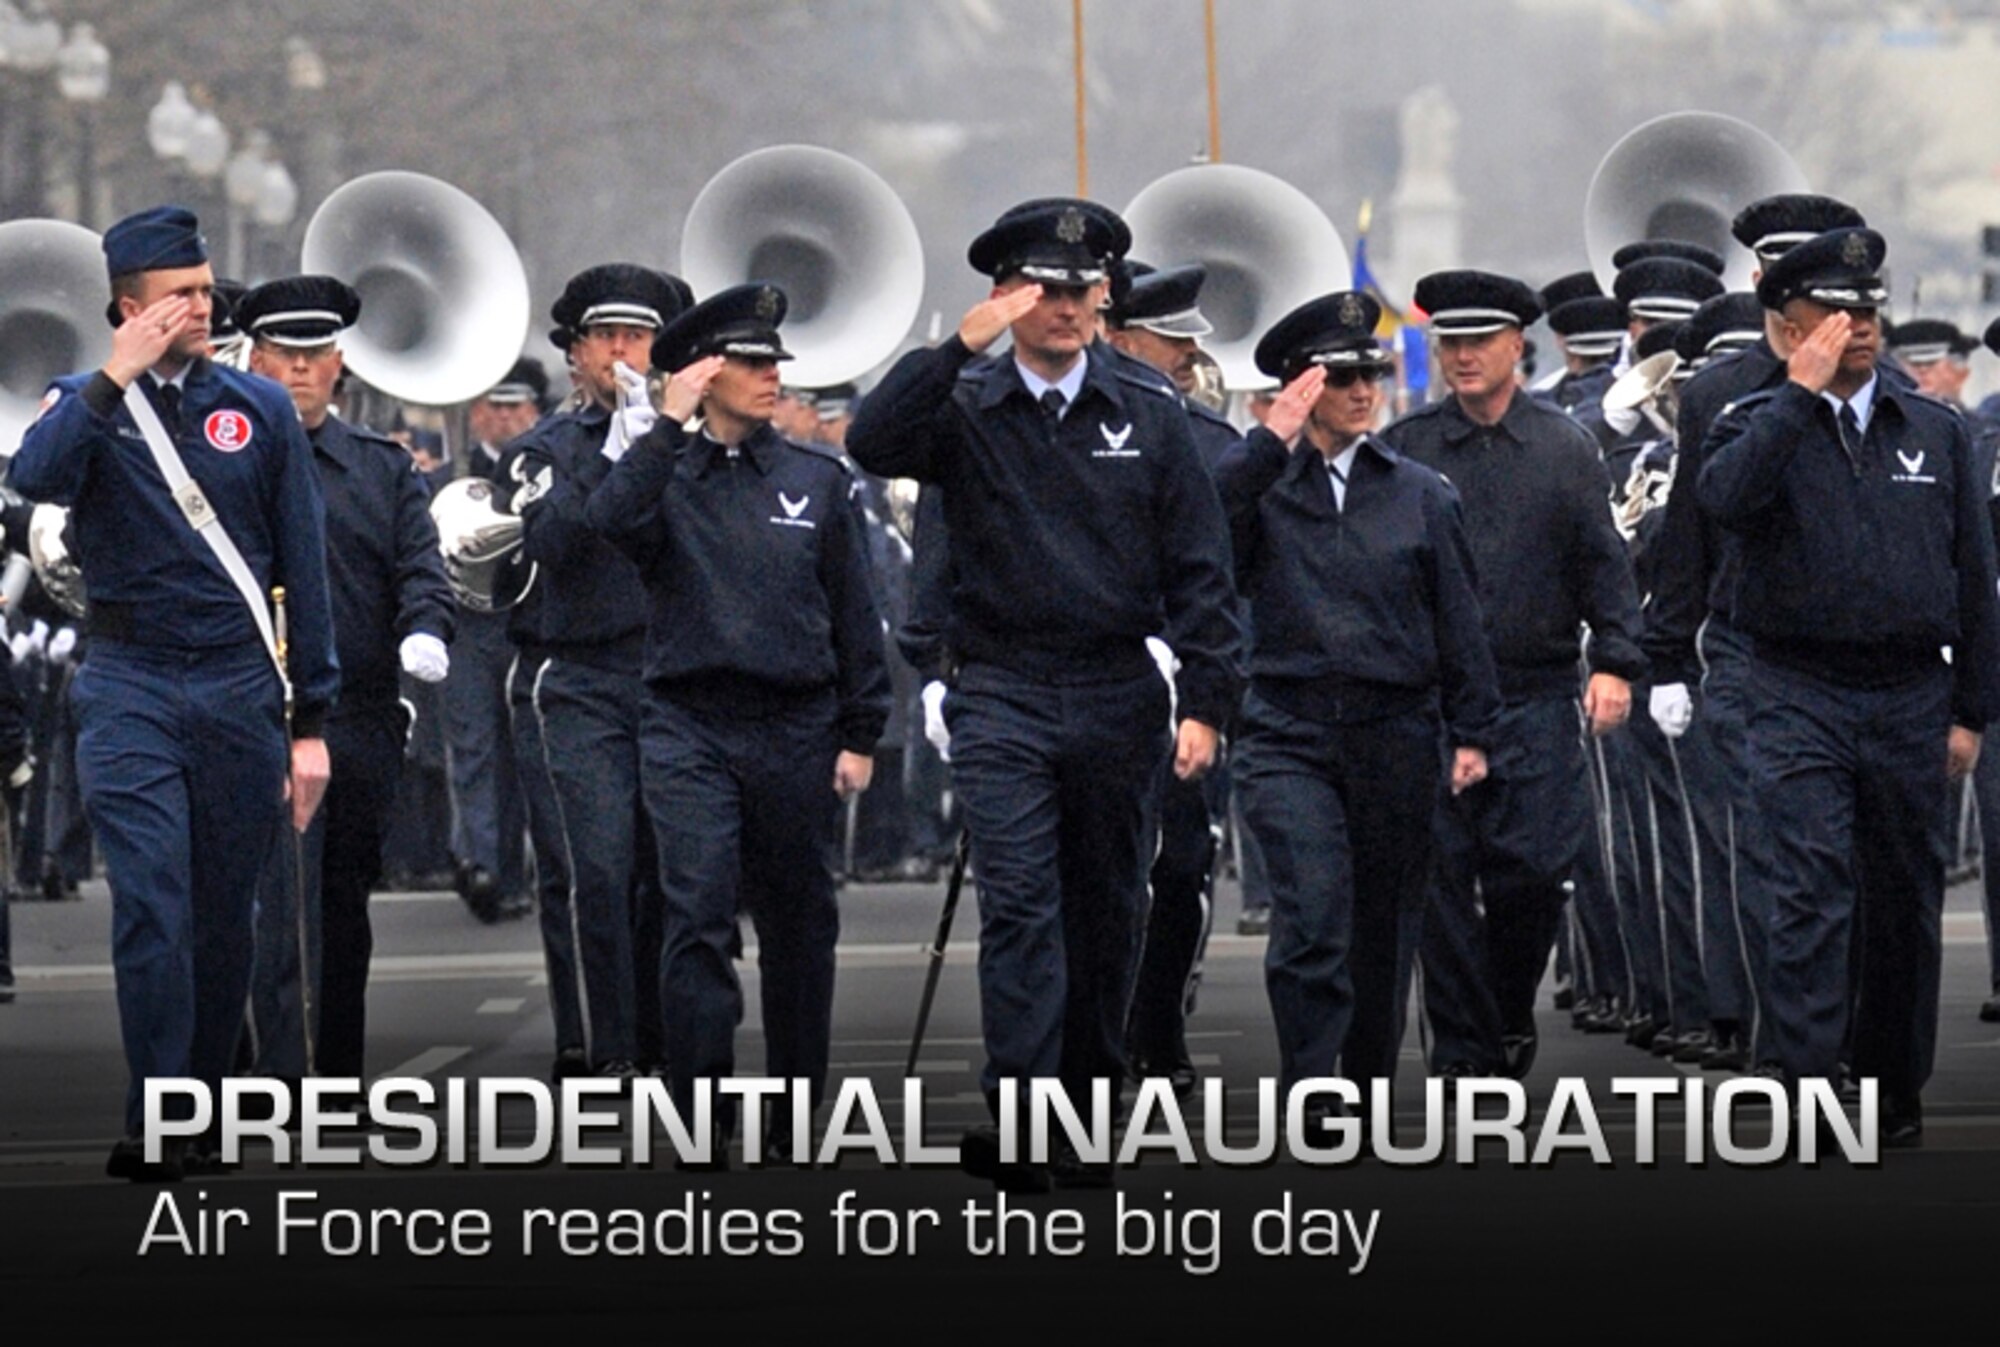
[{"x1": 771, "y1": 490, "x2": 816, "y2": 529}]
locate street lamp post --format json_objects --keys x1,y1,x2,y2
[
  {"x1": 182, "y1": 104, "x2": 230, "y2": 234},
  {"x1": 224, "y1": 129, "x2": 270, "y2": 279},
  {"x1": 56, "y1": 22, "x2": 110, "y2": 227},
  {"x1": 148, "y1": 80, "x2": 196, "y2": 205},
  {"x1": 8, "y1": 0, "x2": 64, "y2": 216},
  {"x1": 253, "y1": 156, "x2": 298, "y2": 282}
]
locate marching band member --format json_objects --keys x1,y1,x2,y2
[
  {"x1": 237, "y1": 274, "x2": 454, "y2": 1084},
  {"x1": 1106, "y1": 261, "x2": 1238, "y2": 1096},
  {"x1": 506, "y1": 264, "x2": 688, "y2": 1081},
  {"x1": 11, "y1": 206, "x2": 337, "y2": 1179}
]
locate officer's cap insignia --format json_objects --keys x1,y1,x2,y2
[
  {"x1": 1841, "y1": 232, "x2": 1868, "y2": 267},
  {"x1": 1056, "y1": 207, "x2": 1086, "y2": 245},
  {"x1": 756, "y1": 287, "x2": 781, "y2": 323},
  {"x1": 1338, "y1": 294, "x2": 1366, "y2": 328}
]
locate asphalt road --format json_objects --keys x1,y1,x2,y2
[{"x1": 3, "y1": 874, "x2": 1997, "y2": 1341}]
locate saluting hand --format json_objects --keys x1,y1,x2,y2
[
  {"x1": 1583, "y1": 673, "x2": 1631, "y2": 737},
  {"x1": 1786, "y1": 310, "x2": 1851, "y2": 396},
  {"x1": 958, "y1": 286, "x2": 1043, "y2": 354},
  {"x1": 661, "y1": 355, "x2": 725, "y2": 423},
  {"x1": 105, "y1": 295, "x2": 195, "y2": 387},
  {"x1": 1262, "y1": 366, "x2": 1326, "y2": 449}
]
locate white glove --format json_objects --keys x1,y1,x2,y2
[
  {"x1": 7, "y1": 632, "x2": 28, "y2": 664},
  {"x1": 399, "y1": 632, "x2": 450, "y2": 684},
  {"x1": 27, "y1": 504, "x2": 68, "y2": 571},
  {"x1": 921, "y1": 680, "x2": 951, "y2": 762},
  {"x1": 1603, "y1": 403, "x2": 1641, "y2": 439},
  {"x1": 25, "y1": 619, "x2": 47, "y2": 659},
  {"x1": 1145, "y1": 635, "x2": 1181, "y2": 729},
  {"x1": 600, "y1": 361, "x2": 658, "y2": 463},
  {"x1": 1649, "y1": 682, "x2": 1693, "y2": 739},
  {"x1": 47, "y1": 627, "x2": 76, "y2": 663}
]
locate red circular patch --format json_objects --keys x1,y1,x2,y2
[{"x1": 204, "y1": 409, "x2": 253, "y2": 452}]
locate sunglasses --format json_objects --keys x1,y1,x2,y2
[{"x1": 1318, "y1": 365, "x2": 1389, "y2": 388}]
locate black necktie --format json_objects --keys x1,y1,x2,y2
[
  {"x1": 1327, "y1": 458, "x2": 1348, "y2": 510},
  {"x1": 156, "y1": 383, "x2": 182, "y2": 438},
  {"x1": 1039, "y1": 388, "x2": 1066, "y2": 422},
  {"x1": 1838, "y1": 402, "x2": 1861, "y2": 459}
]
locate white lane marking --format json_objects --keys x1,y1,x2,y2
[
  {"x1": 372, "y1": 1046, "x2": 471, "y2": 1082},
  {"x1": 478, "y1": 998, "x2": 526, "y2": 1015}
]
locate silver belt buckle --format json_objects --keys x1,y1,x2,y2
[{"x1": 173, "y1": 479, "x2": 215, "y2": 529}]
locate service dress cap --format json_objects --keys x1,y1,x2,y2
[
  {"x1": 967, "y1": 197, "x2": 1131, "y2": 286},
  {"x1": 235, "y1": 274, "x2": 361, "y2": 348},
  {"x1": 651, "y1": 283, "x2": 793, "y2": 373},
  {"x1": 1413, "y1": 270, "x2": 1542, "y2": 335},
  {"x1": 1254, "y1": 290, "x2": 1389, "y2": 381},
  {"x1": 1755, "y1": 227, "x2": 1887, "y2": 312}
]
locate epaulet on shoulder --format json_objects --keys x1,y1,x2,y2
[
  {"x1": 1112, "y1": 365, "x2": 1178, "y2": 401},
  {"x1": 783, "y1": 437, "x2": 854, "y2": 473},
  {"x1": 344, "y1": 422, "x2": 405, "y2": 453},
  {"x1": 1902, "y1": 387, "x2": 1963, "y2": 420},
  {"x1": 1718, "y1": 387, "x2": 1781, "y2": 419},
  {"x1": 956, "y1": 351, "x2": 1003, "y2": 385},
  {"x1": 1185, "y1": 397, "x2": 1232, "y2": 426}
]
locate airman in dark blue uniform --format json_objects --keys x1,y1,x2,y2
[
  {"x1": 236, "y1": 275, "x2": 454, "y2": 1083},
  {"x1": 1642, "y1": 194, "x2": 1873, "y2": 1072},
  {"x1": 587, "y1": 284, "x2": 891, "y2": 1156},
  {"x1": 1699, "y1": 228, "x2": 2000, "y2": 1144},
  {"x1": 848, "y1": 199, "x2": 1242, "y2": 1190},
  {"x1": 504, "y1": 264, "x2": 688, "y2": 1080},
  {"x1": 1982, "y1": 317, "x2": 2000, "y2": 1025},
  {"x1": 1381, "y1": 269, "x2": 1645, "y2": 1082},
  {"x1": 1105, "y1": 261, "x2": 1238, "y2": 1096},
  {"x1": 446, "y1": 367, "x2": 540, "y2": 922},
  {"x1": 10, "y1": 207, "x2": 337, "y2": 1179},
  {"x1": 1531, "y1": 271, "x2": 1622, "y2": 419},
  {"x1": 1218, "y1": 291, "x2": 1498, "y2": 1100}
]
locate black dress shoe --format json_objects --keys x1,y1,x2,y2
[
  {"x1": 959, "y1": 1125, "x2": 1050, "y2": 1194},
  {"x1": 1672, "y1": 1029, "x2": 1715, "y2": 1064},
  {"x1": 1574, "y1": 996, "x2": 1623, "y2": 1034},
  {"x1": 1700, "y1": 1033, "x2": 1749, "y2": 1072},
  {"x1": 1980, "y1": 993, "x2": 2000, "y2": 1024},
  {"x1": 458, "y1": 864, "x2": 500, "y2": 922},
  {"x1": 183, "y1": 1131, "x2": 238, "y2": 1176},
  {"x1": 675, "y1": 1126, "x2": 733, "y2": 1172},
  {"x1": 1051, "y1": 1143, "x2": 1115, "y2": 1190},
  {"x1": 1552, "y1": 981, "x2": 1575, "y2": 1012},
  {"x1": 106, "y1": 1137, "x2": 183, "y2": 1183},
  {"x1": 1882, "y1": 1097, "x2": 1923, "y2": 1149},
  {"x1": 1500, "y1": 1032, "x2": 1538, "y2": 1080},
  {"x1": 550, "y1": 1046, "x2": 591, "y2": 1082},
  {"x1": 1624, "y1": 1012, "x2": 1660, "y2": 1049},
  {"x1": 1236, "y1": 908, "x2": 1270, "y2": 937}
]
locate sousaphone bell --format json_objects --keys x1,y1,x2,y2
[
  {"x1": 681, "y1": 145, "x2": 924, "y2": 389},
  {"x1": 1584, "y1": 111, "x2": 1808, "y2": 294},
  {"x1": 1124, "y1": 164, "x2": 1350, "y2": 390}
]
